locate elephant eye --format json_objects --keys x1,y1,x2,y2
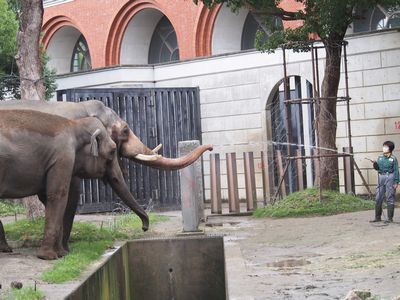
[{"x1": 122, "y1": 127, "x2": 129, "y2": 135}]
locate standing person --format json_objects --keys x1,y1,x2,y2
[{"x1": 370, "y1": 141, "x2": 399, "y2": 223}]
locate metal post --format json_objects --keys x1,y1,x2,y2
[
  {"x1": 244, "y1": 152, "x2": 257, "y2": 211},
  {"x1": 352, "y1": 158, "x2": 373, "y2": 197},
  {"x1": 276, "y1": 150, "x2": 287, "y2": 197},
  {"x1": 283, "y1": 47, "x2": 292, "y2": 158},
  {"x1": 226, "y1": 153, "x2": 240, "y2": 213},
  {"x1": 210, "y1": 153, "x2": 222, "y2": 214},
  {"x1": 343, "y1": 42, "x2": 353, "y2": 150}
]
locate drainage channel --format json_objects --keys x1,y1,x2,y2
[{"x1": 66, "y1": 235, "x2": 227, "y2": 300}]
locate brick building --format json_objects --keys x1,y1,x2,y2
[{"x1": 42, "y1": 0, "x2": 400, "y2": 201}]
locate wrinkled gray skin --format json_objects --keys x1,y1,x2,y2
[
  {"x1": 0, "y1": 100, "x2": 212, "y2": 252},
  {"x1": 0, "y1": 110, "x2": 116, "y2": 260}
]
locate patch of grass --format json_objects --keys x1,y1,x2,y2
[
  {"x1": 4, "y1": 218, "x2": 44, "y2": 247},
  {"x1": 4, "y1": 287, "x2": 45, "y2": 300},
  {"x1": 254, "y1": 188, "x2": 375, "y2": 218},
  {"x1": 0, "y1": 200, "x2": 25, "y2": 217},
  {"x1": 39, "y1": 213, "x2": 167, "y2": 283},
  {"x1": 4, "y1": 213, "x2": 168, "y2": 283},
  {"x1": 41, "y1": 240, "x2": 112, "y2": 283}
]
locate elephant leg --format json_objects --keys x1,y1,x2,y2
[
  {"x1": 37, "y1": 163, "x2": 72, "y2": 260},
  {"x1": 61, "y1": 177, "x2": 81, "y2": 253},
  {"x1": 38, "y1": 191, "x2": 67, "y2": 257},
  {"x1": 0, "y1": 220, "x2": 12, "y2": 253}
]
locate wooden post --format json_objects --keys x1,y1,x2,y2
[
  {"x1": 210, "y1": 153, "x2": 222, "y2": 214},
  {"x1": 343, "y1": 147, "x2": 355, "y2": 194},
  {"x1": 313, "y1": 148, "x2": 320, "y2": 188},
  {"x1": 296, "y1": 149, "x2": 304, "y2": 190},
  {"x1": 226, "y1": 153, "x2": 240, "y2": 213},
  {"x1": 244, "y1": 152, "x2": 257, "y2": 211},
  {"x1": 261, "y1": 151, "x2": 273, "y2": 205},
  {"x1": 276, "y1": 150, "x2": 287, "y2": 197}
]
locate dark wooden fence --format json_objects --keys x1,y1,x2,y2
[{"x1": 57, "y1": 88, "x2": 202, "y2": 213}]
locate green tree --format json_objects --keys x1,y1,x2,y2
[
  {"x1": 0, "y1": 0, "x2": 57, "y2": 100},
  {"x1": 0, "y1": 0, "x2": 17, "y2": 56},
  {"x1": 194, "y1": 0, "x2": 400, "y2": 190},
  {"x1": 0, "y1": 0, "x2": 18, "y2": 99}
]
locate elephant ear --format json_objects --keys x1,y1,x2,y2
[{"x1": 90, "y1": 129, "x2": 101, "y2": 157}]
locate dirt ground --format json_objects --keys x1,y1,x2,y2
[{"x1": 1, "y1": 208, "x2": 400, "y2": 299}]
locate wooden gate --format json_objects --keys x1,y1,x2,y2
[{"x1": 57, "y1": 88, "x2": 202, "y2": 213}]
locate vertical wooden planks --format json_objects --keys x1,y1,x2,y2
[
  {"x1": 226, "y1": 153, "x2": 240, "y2": 213},
  {"x1": 210, "y1": 153, "x2": 222, "y2": 214}
]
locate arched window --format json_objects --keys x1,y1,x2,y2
[
  {"x1": 241, "y1": 13, "x2": 282, "y2": 50},
  {"x1": 148, "y1": 16, "x2": 179, "y2": 64},
  {"x1": 70, "y1": 35, "x2": 91, "y2": 72},
  {"x1": 353, "y1": 5, "x2": 400, "y2": 33}
]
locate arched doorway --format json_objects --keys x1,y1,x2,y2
[
  {"x1": 46, "y1": 26, "x2": 91, "y2": 74},
  {"x1": 119, "y1": 9, "x2": 179, "y2": 64},
  {"x1": 267, "y1": 76, "x2": 316, "y2": 193}
]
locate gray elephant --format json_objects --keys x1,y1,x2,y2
[
  {"x1": 0, "y1": 100, "x2": 212, "y2": 251},
  {"x1": 0, "y1": 100, "x2": 212, "y2": 168},
  {"x1": 0, "y1": 109, "x2": 117, "y2": 260}
]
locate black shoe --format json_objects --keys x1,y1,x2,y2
[
  {"x1": 369, "y1": 218, "x2": 382, "y2": 223},
  {"x1": 387, "y1": 205, "x2": 394, "y2": 223},
  {"x1": 384, "y1": 219, "x2": 393, "y2": 224}
]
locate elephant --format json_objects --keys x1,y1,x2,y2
[
  {"x1": 0, "y1": 109, "x2": 117, "y2": 259},
  {"x1": 0, "y1": 100, "x2": 213, "y2": 168},
  {"x1": 0, "y1": 99, "x2": 213, "y2": 251}
]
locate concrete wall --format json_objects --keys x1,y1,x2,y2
[{"x1": 54, "y1": 29, "x2": 400, "y2": 199}]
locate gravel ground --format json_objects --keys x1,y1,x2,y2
[{"x1": 1, "y1": 209, "x2": 400, "y2": 299}]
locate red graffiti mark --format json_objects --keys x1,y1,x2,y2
[{"x1": 395, "y1": 121, "x2": 400, "y2": 130}]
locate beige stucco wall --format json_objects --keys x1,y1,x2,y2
[{"x1": 54, "y1": 29, "x2": 400, "y2": 199}]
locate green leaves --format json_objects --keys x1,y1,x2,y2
[
  {"x1": 0, "y1": 0, "x2": 17, "y2": 57},
  {"x1": 193, "y1": 0, "x2": 400, "y2": 49}
]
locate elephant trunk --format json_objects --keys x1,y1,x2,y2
[
  {"x1": 107, "y1": 157, "x2": 149, "y2": 231},
  {"x1": 133, "y1": 144, "x2": 213, "y2": 170},
  {"x1": 121, "y1": 129, "x2": 213, "y2": 170}
]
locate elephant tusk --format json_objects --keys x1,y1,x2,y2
[
  {"x1": 134, "y1": 154, "x2": 162, "y2": 161},
  {"x1": 152, "y1": 144, "x2": 162, "y2": 154}
]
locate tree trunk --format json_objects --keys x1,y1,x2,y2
[
  {"x1": 16, "y1": 0, "x2": 46, "y2": 218},
  {"x1": 316, "y1": 40, "x2": 342, "y2": 190},
  {"x1": 16, "y1": 0, "x2": 45, "y2": 100}
]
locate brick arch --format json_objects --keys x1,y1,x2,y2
[
  {"x1": 42, "y1": 16, "x2": 82, "y2": 49},
  {"x1": 106, "y1": 1, "x2": 171, "y2": 66},
  {"x1": 194, "y1": 4, "x2": 221, "y2": 57}
]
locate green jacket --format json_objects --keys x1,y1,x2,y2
[{"x1": 374, "y1": 154, "x2": 400, "y2": 184}]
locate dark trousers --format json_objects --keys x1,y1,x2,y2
[{"x1": 375, "y1": 173, "x2": 395, "y2": 206}]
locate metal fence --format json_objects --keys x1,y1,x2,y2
[{"x1": 57, "y1": 88, "x2": 202, "y2": 213}]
